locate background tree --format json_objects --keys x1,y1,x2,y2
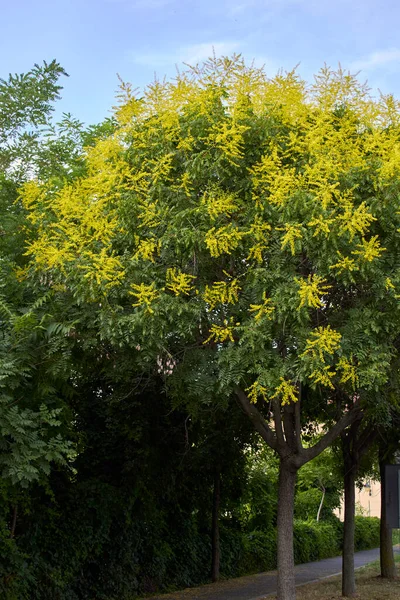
[{"x1": 295, "y1": 445, "x2": 342, "y2": 522}]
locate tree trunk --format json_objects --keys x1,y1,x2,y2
[
  {"x1": 10, "y1": 505, "x2": 17, "y2": 539},
  {"x1": 277, "y1": 459, "x2": 297, "y2": 600},
  {"x1": 342, "y1": 454, "x2": 356, "y2": 597},
  {"x1": 316, "y1": 486, "x2": 325, "y2": 522},
  {"x1": 211, "y1": 469, "x2": 221, "y2": 582},
  {"x1": 379, "y1": 451, "x2": 396, "y2": 579}
]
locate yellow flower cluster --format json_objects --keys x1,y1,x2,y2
[
  {"x1": 129, "y1": 283, "x2": 159, "y2": 313},
  {"x1": 203, "y1": 276, "x2": 240, "y2": 309},
  {"x1": 201, "y1": 189, "x2": 237, "y2": 221},
  {"x1": 352, "y1": 236, "x2": 386, "y2": 262},
  {"x1": 166, "y1": 269, "x2": 196, "y2": 296},
  {"x1": 246, "y1": 217, "x2": 272, "y2": 263},
  {"x1": 297, "y1": 275, "x2": 331, "y2": 309},
  {"x1": 277, "y1": 224, "x2": 303, "y2": 255},
  {"x1": 338, "y1": 201, "x2": 376, "y2": 241},
  {"x1": 245, "y1": 380, "x2": 268, "y2": 404},
  {"x1": 209, "y1": 120, "x2": 248, "y2": 166},
  {"x1": 330, "y1": 252, "x2": 359, "y2": 274},
  {"x1": 203, "y1": 320, "x2": 237, "y2": 344},
  {"x1": 337, "y1": 356, "x2": 359, "y2": 389},
  {"x1": 205, "y1": 225, "x2": 243, "y2": 257},
  {"x1": 307, "y1": 215, "x2": 334, "y2": 237},
  {"x1": 133, "y1": 238, "x2": 160, "y2": 262},
  {"x1": 301, "y1": 326, "x2": 342, "y2": 361},
  {"x1": 249, "y1": 292, "x2": 275, "y2": 321},
  {"x1": 310, "y1": 366, "x2": 337, "y2": 389},
  {"x1": 270, "y1": 378, "x2": 298, "y2": 405},
  {"x1": 79, "y1": 249, "x2": 125, "y2": 288}
]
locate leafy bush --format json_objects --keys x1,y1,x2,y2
[
  {"x1": 293, "y1": 520, "x2": 341, "y2": 564},
  {"x1": 238, "y1": 529, "x2": 277, "y2": 575},
  {"x1": 354, "y1": 516, "x2": 380, "y2": 551}
]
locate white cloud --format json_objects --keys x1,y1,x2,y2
[
  {"x1": 132, "y1": 41, "x2": 241, "y2": 68},
  {"x1": 182, "y1": 42, "x2": 241, "y2": 64},
  {"x1": 350, "y1": 48, "x2": 400, "y2": 72}
]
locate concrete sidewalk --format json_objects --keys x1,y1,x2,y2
[{"x1": 143, "y1": 547, "x2": 398, "y2": 600}]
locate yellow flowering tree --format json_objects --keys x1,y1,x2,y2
[{"x1": 20, "y1": 56, "x2": 400, "y2": 600}]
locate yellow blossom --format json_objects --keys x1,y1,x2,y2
[
  {"x1": 79, "y1": 249, "x2": 125, "y2": 288},
  {"x1": 203, "y1": 276, "x2": 240, "y2": 309},
  {"x1": 277, "y1": 223, "x2": 303, "y2": 255},
  {"x1": 166, "y1": 268, "x2": 196, "y2": 296},
  {"x1": 137, "y1": 200, "x2": 162, "y2": 228},
  {"x1": 246, "y1": 217, "x2": 272, "y2": 263},
  {"x1": 133, "y1": 238, "x2": 160, "y2": 262},
  {"x1": 337, "y1": 357, "x2": 359, "y2": 389},
  {"x1": 129, "y1": 282, "x2": 159, "y2": 313},
  {"x1": 352, "y1": 236, "x2": 386, "y2": 262},
  {"x1": 205, "y1": 225, "x2": 243, "y2": 257},
  {"x1": 209, "y1": 120, "x2": 248, "y2": 165},
  {"x1": 310, "y1": 366, "x2": 337, "y2": 389},
  {"x1": 249, "y1": 293, "x2": 275, "y2": 321},
  {"x1": 201, "y1": 189, "x2": 237, "y2": 221},
  {"x1": 385, "y1": 277, "x2": 395, "y2": 291},
  {"x1": 329, "y1": 252, "x2": 359, "y2": 274},
  {"x1": 203, "y1": 320, "x2": 237, "y2": 344},
  {"x1": 245, "y1": 381, "x2": 268, "y2": 404},
  {"x1": 307, "y1": 216, "x2": 334, "y2": 237},
  {"x1": 338, "y1": 201, "x2": 376, "y2": 240},
  {"x1": 270, "y1": 378, "x2": 298, "y2": 405},
  {"x1": 301, "y1": 326, "x2": 342, "y2": 361},
  {"x1": 296, "y1": 275, "x2": 331, "y2": 309}
]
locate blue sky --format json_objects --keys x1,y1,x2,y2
[{"x1": 2, "y1": 0, "x2": 400, "y2": 125}]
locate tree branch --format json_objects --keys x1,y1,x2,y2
[
  {"x1": 299, "y1": 403, "x2": 363, "y2": 467},
  {"x1": 273, "y1": 398, "x2": 286, "y2": 452},
  {"x1": 294, "y1": 394, "x2": 302, "y2": 452},
  {"x1": 357, "y1": 423, "x2": 378, "y2": 459},
  {"x1": 283, "y1": 404, "x2": 296, "y2": 452},
  {"x1": 234, "y1": 387, "x2": 277, "y2": 450}
]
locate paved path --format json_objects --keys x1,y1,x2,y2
[{"x1": 144, "y1": 547, "x2": 399, "y2": 600}]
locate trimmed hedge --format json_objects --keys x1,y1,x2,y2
[
  {"x1": 354, "y1": 516, "x2": 380, "y2": 551},
  {"x1": 235, "y1": 516, "x2": 380, "y2": 576}
]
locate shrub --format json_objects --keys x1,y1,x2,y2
[
  {"x1": 294, "y1": 521, "x2": 338, "y2": 563},
  {"x1": 354, "y1": 516, "x2": 380, "y2": 551},
  {"x1": 238, "y1": 530, "x2": 277, "y2": 575}
]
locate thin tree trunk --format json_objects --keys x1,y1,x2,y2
[
  {"x1": 316, "y1": 486, "x2": 325, "y2": 523},
  {"x1": 10, "y1": 505, "x2": 17, "y2": 539},
  {"x1": 277, "y1": 459, "x2": 297, "y2": 600},
  {"x1": 342, "y1": 455, "x2": 356, "y2": 597},
  {"x1": 211, "y1": 469, "x2": 221, "y2": 582},
  {"x1": 379, "y1": 450, "x2": 396, "y2": 579}
]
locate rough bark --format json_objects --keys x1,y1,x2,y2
[
  {"x1": 379, "y1": 449, "x2": 396, "y2": 579},
  {"x1": 211, "y1": 469, "x2": 221, "y2": 582},
  {"x1": 342, "y1": 447, "x2": 356, "y2": 597},
  {"x1": 277, "y1": 459, "x2": 297, "y2": 600}
]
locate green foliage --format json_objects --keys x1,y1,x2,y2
[
  {"x1": 293, "y1": 520, "x2": 341, "y2": 563},
  {"x1": 0, "y1": 60, "x2": 68, "y2": 177},
  {"x1": 239, "y1": 529, "x2": 277, "y2": 574},
  {"x1": 354, "y1": 516, "x2": 380, "y2": 551},
  {"x1": 295, "y1": 446, "x2": 342, "y2": 521}
]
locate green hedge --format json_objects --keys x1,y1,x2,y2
[
  {"x1": 236, "y1": 516, "x2": 380, "y2": 575},
  {"x1": 354, "y1": 516, "x2": 380, "y2": 551}
]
